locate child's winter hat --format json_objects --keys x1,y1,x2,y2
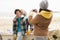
[{"x1": 40, "y1": 0, "x2": 48, "y2": 9}]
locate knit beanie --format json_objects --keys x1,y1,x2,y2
[{"x1": 40, "y1": 0, "x2": 48, "y2": 9}]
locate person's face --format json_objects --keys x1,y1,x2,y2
[{"x1": 16, "y1": 11, "x2": 22, "y2": 17}]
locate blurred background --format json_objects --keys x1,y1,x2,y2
[{"x1": 0, "y1": 0, "x2": 60, "y2": 35}]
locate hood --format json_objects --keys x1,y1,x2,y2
[{"x1": 40, "y1": 10, "x2": 52, "y2": 19}]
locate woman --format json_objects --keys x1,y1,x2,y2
[{"x1": 28, "y1": 0, "x2": 53, "y2": 40}]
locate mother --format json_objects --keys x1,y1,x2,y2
[{"x1": 28, "y1": 0, "x2": 53, "y2": 40}]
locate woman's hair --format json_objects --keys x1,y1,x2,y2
[{"x1": 14, "y1": 9, "x2": 22, "y2": 14}]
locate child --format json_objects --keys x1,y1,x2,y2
[{"x1": 13, "y1": 9, "x2": 24, "y2": 40}]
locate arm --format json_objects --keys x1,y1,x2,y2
[
  {"x1": 28, "y1": 15, "x2": 39, "y2": 24},
  {"x1": 21, "y1": 17, "x2": 24, "y2": 20},
  {"x1": 13, "y1": 20, "x2": 16, "y2": 33},
  {"x1": 13, "y1": 18, "x2": 17, "y2": 33}
]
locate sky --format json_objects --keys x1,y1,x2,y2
[{"x1": 0, "y1": 0, "x2": 60, "y2": 18}]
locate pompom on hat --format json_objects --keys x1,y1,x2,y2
[{"x1": 40, "y1": 0, "x2": 48, "y2": 9}]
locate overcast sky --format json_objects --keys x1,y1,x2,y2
[{"x1": 0, "y1": 0, "x2": 60, "y2": 17}]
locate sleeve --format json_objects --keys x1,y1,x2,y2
[
  {"x1": 13, "y1": 18, "x2": 17, "y2": 32},
  {"x1": 28, "y1": 15, "x2": 39, "y2": 24},
  {"x1": 13, "y1": 20, "x2": 15, "y2": 31},
  {"x1": 21, "y1": 17, "x2": 24, "y2": 20}
]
